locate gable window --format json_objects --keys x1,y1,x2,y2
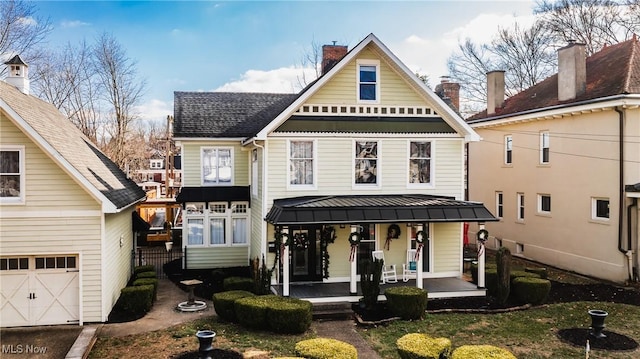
[
  {"x1": 540, "y1": 131, "x2": 550, "y2": 164},
  {"x1": 0, "y1": 146, "x2": 24, "y2": 204},
  {"x1": 408, "y1": 141, "x2": 432, "y2": 185},
  {"x1": 357, "y1": 60, "x2": 379, "y2": 102},
  {"x1": 354, "y1": 141, "x2": 378, "y2": 185},
  {"x1": 185, "y1": 201, "x2": 249, "y2": 247},
  {"x1": 202, "y1": 147, "x2": 232, "y2": 185},
  {"x1": 592, "y1": 198, "x2": 610, "y2": 220},
  {"x1": 538, "y1": 194, "x2": 551, "y2": 214},
  {"x1": 150, "y1": 159, "x2": 163, "y2": 169},
  {"x1": 517, "y1": 193, "x2": 525, "y2": 221},
  {"x1": 504, "y1": 135, "x2": 513, "y2": 165},
  {"x1": 289, "y1": 140, "x2": 315, "y2": 187},
  {"x1": 496, "y1": 191, "x2": 503, "y2": 218}
]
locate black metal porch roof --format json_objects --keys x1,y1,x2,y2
[{"x1": 265, "y1": 194, "x2": 497, "y2": 225}]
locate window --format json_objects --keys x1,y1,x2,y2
[
  {"x1": 251, "y1": 149, "x2": 258, "y2": 197},
  {"x1": 496, "y1": 192, "x2": 503, "y2": 218},
  {"x1": 354, "y1": 141, "x2": 378, "y2": 185},
  {"x1": 409, "y1": 141, "x2": 432, "y2": 185},
  {"x1": 538, "y1": 194, "x2": 551, "y2": 214},
  {"x1": 289, "y1": 140, "x2": 315, "y2": 187},
  {"x1": 150, "y1": 159, "x2": 163, "y2": 169},
  {"x1": 517, "y1": 193, "x2": 525, "y2": 221},
  {"x1": 0, "y1": 146, "x2": 24, "y2": 203},
  {"x1": 0, "y1": 257, "x2": 29, "y2": 270},
  {"x1": 356, "y1": 224, "x2": 376, "y2": 274},
  {"x1": 357, "y1": 60, "x2": 379, "y2": 102},
  {"x1": 202, "y1": 148, "x2": 232, "y2": 185},
  {"x1": 504, "y1": 136, "x2": 513, "y2": 165},
  {"x1": 184, "y1": 201, "x2": 249, "y2": 246},
  {"x1": 592, "y1": 198, "x2": 610, "y2": 220},
  {"x1": 540, "y1": 131, "x2": 550, "y2": 164}
]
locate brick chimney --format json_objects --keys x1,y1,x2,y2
[
  {"x1": 434, "y1": 76, "x2": 460, "y2": 111},
  {"x1": 321, "y1": 42, "x2": 348, "y2": 75},
  {"x1": 4, "y1": 55, "x2": 29, "y2": 95},
  {"x1": 557, "y1": 40, "x2": 586, "y2": 101},
  {"x1": 487, "y1": 70, "x2": 505, "y2": 115}
]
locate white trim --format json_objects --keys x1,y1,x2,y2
[
  {"x1": 100, "y1": 214, "x2": 107, "y2": 322},
  {"x1": 200, "y1": 146, "x2": 234, "y2": 186},
  {"x1": 356, "y1": 59, "x2": 380, "y2": 104},
  {"x1": 517, "y1": 192, "x2": 525, "y2": 222},
  {"x1": 537, "y1": 193, "x2": 552, "y2": 215},
  {"x1": 0, "y1": 210, "x2": 103, "y2": 218},
  {"x1": 0, "y1": 145, "x2": 25, "y2": 204},
  {"x1": 352, "y1": 139, "x2": 381, "y2": 189},
  {"x1": 406, "y1": 139, "x2": 435, "y2": 189},
  {"x1": 268, "y1": 132, "x2": 460, "y2": 139},
  {"x1": 0, "y1": 99, "x2": 117, "y2": 213},
  {"x1": 591, "y1": 197, "x2": 610, "y2": 221},
  {"x1": 286, "y1": 139, "x2": 318, "y2": 191},
  {"x1": 495, "y1": 191, "x2": 503, "y2": 219},
  {"x1": 504, "y1": 135, "x2": 513, "y2": 165},
  {"x1": 539, "y1": 131, "x2": 550, "y2": 164}
]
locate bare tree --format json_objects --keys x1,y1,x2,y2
[
  {"x1": 296, "y1": 38, "x2": 322, "y2": 89},
  {"x1": 0, "y1": 0, "x2": 51, "y2": 75},
  {"x1": 447, "y1": 39, "x2": 494, "y2": 116},
  {"x1": 92, "y1": 32, "x2": 146, "y2": 170}
]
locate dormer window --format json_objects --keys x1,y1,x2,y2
[
  {"x1": 357, "y1": 60, "x2": 379, "y2": 103},
  {"x1": 11, "y1": 65, "x2": 21, "y2": 77}
]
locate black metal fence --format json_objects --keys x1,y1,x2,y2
[{"x1": 133, "y1": 245, "x2": 182, "y2": 278}]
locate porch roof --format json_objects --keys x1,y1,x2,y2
[{"x1": 265, "y1": 194, "x2": 497, "y2": 225}]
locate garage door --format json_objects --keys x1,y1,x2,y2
[{"x1": 0, "y1": 255, "x2": 79, "y2": 327}]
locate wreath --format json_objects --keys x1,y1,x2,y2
[
  {"x1": 292, "y1": 233, "x2": 309, "y2": 250},
  {"x1": 384, "y1": 224, "x2": 401, "y2": 250},
  {"x1": 415, "y1": 230, "x2": 427, "y2": 244},
  {"x1": 348, "y1": 232, "x2": 361, "y2": 245},
  {"x1": 477, "y1": 229, "x2": 489, "y2": 243},
  {"x1": 320, "y1": 226, "x2": 337, "y2": 279}
]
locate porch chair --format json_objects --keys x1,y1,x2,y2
[
  {"x1": 371, "y1": 250, "x2": 398, "y2": 283},
  {"x1": 402, "y1": 249, "x2": 418, "y2": 282}
]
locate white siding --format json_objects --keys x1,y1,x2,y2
[{"x1": 103, "y1": 210, "x2": 135, "y2": 320}]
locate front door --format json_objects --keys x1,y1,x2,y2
[{"x1": 290, "y1": 226, "x2": 323, "y2": 282}]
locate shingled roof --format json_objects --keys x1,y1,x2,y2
[
  {"x1": 0, "y1": 81, "x2": 146, "y2": 211},
  {"x1": 173, "y1": 92, "x2": 298, "y2": 138},
  {"x1": 468, "y1": 37, "x2": 640, "y2": 122}
]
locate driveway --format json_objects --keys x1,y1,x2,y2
[{"x1": 0, "y1": 325, "x2": 82, "y2": 359}]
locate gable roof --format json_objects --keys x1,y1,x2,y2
[
  {"x1": 173, "y1": 33, "x2": 479, "y2": 142},
  {"x1": 0, "y1": 81, "x2": 146, "y2": 212},
  {"x1": 468, "y1": 37, "x2": 640, "y2": 122}
]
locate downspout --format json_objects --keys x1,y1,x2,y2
[
  {"x1": 251, "y1": 139, "x2": 266, "y2": 255},
  {"x1": 628, "y1": 198, "x2": 638, "y2": 281},
  {"x1": 615, "y1": 106, "x2": 633, "y2": 281}
]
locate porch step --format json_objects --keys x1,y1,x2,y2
[{"x1": 312, "y1": 303, "x2": 354, "y2": 321}]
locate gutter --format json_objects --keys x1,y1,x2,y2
[
  {"x1": 615, "y1": 106, "x2": 633, "y2": 281},
  {"x1": 628, "y1": 198, "x2": 638, "y2": 281}
]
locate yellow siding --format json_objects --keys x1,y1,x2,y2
[
  {"x1": 432, "y1": 223, "x2": 462, "y2": 273},
  {"x1": 250, "y1": 146, "x2": 264, "y2": 260},
  {"x1": 181, "y1": 141, "x2": 249, "y2": 187},
  {"x1": 308, "y1": 46, "x2": 426, "y2": 106},
  {"x1": 185, "y1": 246, "x2": 249, "y2": 269},
  {"x1": 103, "y1": 210, "x2": 135, "y2": 318}
]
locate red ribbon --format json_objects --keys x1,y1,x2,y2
[
  {"x1": 414, "y1": 244, "x2": 423, "y2": 262},
  {"x1": 349, "y1": 245, "x2": 357, "y2": 262},
  {"x1": 384, "y1": 237, "x2": 391, "y2": 251}
]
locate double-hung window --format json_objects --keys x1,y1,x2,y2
[
  {"x1": 496, "y1": 191, "x2": 503, "y2": 218},
  {"x1": 357, "y1": 60, "x2": 379, "y2": 102},
  {"x1": 540, "y1": 131, "x2": 550, "y2": 164},
  {"x1": 354, "y1": 141, "x2": 378, "y2": 185},
  {"x1": 288, "y1": 140, "x2": 315, "y2": 188},
  {"x1": 504, "y1": 135, "x2": 513, "y2": 165},
  {"x1": 202, "y1": 147, "x2": 232, "y2": 185},
  {"x1": 185, "y1": 201, "x2": 249, "y2": 247},
  {"x1": 408, "y1": 141, "x2": 432, "y2": 185},
  {"x1": 592, "y1": 198, "x2": 610, "y2": 220},
  {"x1": 517, "y1": 193, "x2": 525, "y2": 221},
  {"x1": 0, "y1": 146, "x2": 25, "y2": 204}
]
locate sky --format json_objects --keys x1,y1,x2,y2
[{"x1": 34, "y1": 1, "x2": 537, "y2": 125}]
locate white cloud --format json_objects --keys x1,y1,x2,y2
[
  {"x1": 18, "y1": 16, "x2": 37, "y2": 26},
  {"x1": 136, "y1": 98, "x2": 173, "y2": 124},
  {"x1": 214, "y1": 66, "x2": 317, "y2": 93},
  {"x1": 61, "y1": 20, "x2": 91, "y2": 28}
]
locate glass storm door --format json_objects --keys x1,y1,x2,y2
[{"x1": 290, "y1": 226, "x2": 323, "y2": 282}]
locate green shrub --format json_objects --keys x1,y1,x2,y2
[
  {"x1": 485, "y1": 267, "x2": 498, "y2": 297},
  {"x1": 295, "y1": 338, "x2": 357, "y2": 359},
  {"x1": 134, "y1": 265, "x2": 155, "y2": 275},
  {"x1": 136, "y1": 271, "x2": 157, "y2": 279},
  {"x1": 512, "y1": 277, "x2": 551, "y2": 305},
  {"x1": 451, "y1": 345, "x2": 516, "y2": 359},
  {"x1": 266, "y1": 297, "x2": 312, "y2": 334},
  {"x1": 234, "y1": 295, "x2": 278, "y2": 330},
  {"x1": 471, "y1": 262, "x2": 496, "y2": 284},
  {"x1": 223, "y1": 276, "x2": 255, "y2": 292},
  {"x1": 360, "y1": 258, "x2": 383, "y2": 310},
  {"x1": 132, "y1": 278, "x2": 158, "y2": 301},
  {"x1": 385, "y1": 286, "x2": 427, "y2": 320},
  {"x1": 212, "y1": 290, "x2": 255, "y2": 322},
  {"x1": 510, "y1": 270, "x2": 540, "y2": 283},
  {"x1": 114, "y1": 284, "x2": 153, "y2": 316},
  {"x1": 251, "y1": 255, "x2": 273, "y2": 295},
  {"x1": 495, "y1": 247, "x2": 511, "y2": 305},
  {"x1": 525, "y1": 267, "x2": 548, "y2": 279},
  {"x1": 396, "y1": 333, "x2": 451, "y2": 359}
]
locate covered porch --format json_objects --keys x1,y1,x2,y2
[{"x1": 272, "y1": 277, "x2": 484, "y2": 304}]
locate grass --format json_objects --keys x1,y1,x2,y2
[{"x1": 89, "y1": 301, "x2": 640, "y2": 358}]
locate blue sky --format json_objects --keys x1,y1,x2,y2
[{"x1": 34, "y1": 1, "x2": 536, "y2": 124}]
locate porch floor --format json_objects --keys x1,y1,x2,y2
[{"x1": 272, "y1": 277, "x2": 485, "y2": 304}]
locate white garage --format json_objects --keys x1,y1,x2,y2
[{"x1": 0, "y1": 255, "x2": 79, "y2": 327}]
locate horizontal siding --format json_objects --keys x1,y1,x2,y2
[
  {"x1": 432, "y1": 222, "x2": 462, "y2": 273},
  {"x1": 185, "y1": 246, "x2": 249, "y2": 269},
  {"x1": 103, "y1": 211, "x2": 135, "y2": 318},
  {"x1": 0, "y1": 114, "x2": 100, "y2": 213},
  {"x1": 181, "y1": 141, "x2": 249, "y2": 187},
  {"x1": 0, "y1": 216, "x2": 104, "y2": 322}
]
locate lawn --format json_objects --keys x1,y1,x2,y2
[{"x1": 89, "y1": 300, "x2": 639, "y2": 358}]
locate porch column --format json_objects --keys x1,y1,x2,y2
[
  {"x1": 477, "y1": 223, "x2": 486, "y2": 288},
  {"x1": 350, "y1": 226, "x2": 357, "y2": 294},
  {"x1": 416, "y1": 224, "x2": 424, "y2": 289},
  {"x1": 283, "y1": 227, "x2": 290, "y2": 296}
]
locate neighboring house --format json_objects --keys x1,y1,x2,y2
[
  {"x1": 0, "y1": 55, "x2": 146, "y2": 327},
  {"x1": 133, "y1": 150, "x2": 183, "y2": 195},
  {"x1": 467, "y1": 37, "x2": 640, "y2": 284},
  {"x1": 173, "y1": 33, "x2": 497, "y2": 302}
]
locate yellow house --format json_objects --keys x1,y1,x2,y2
[
  {"x1": 173, "y1": 34, "x2": 497, "y2": 302},
  {"x1": 0, "y1": 56, "x2": 146, "y2": 327},
  {"x1": 467, "y1": 38, "x2": 640, "y2": 284}
]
